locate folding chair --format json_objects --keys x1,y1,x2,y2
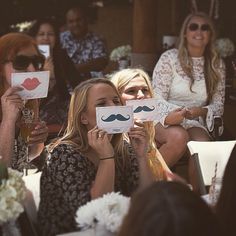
[{"x1": 187, "y1": 140, "x2": 236, "y2": 195}]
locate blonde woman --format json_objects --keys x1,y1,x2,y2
[
  {"x1": 152, "y1": 12, "x2": 225, "y2": 189},
  {"x1": 38, "y1": 78, "x2": 154, "y2": 236},
  {"x1": 111, "y1": 68, "x2": 180, "y2": 172}
]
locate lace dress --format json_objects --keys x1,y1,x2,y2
[
  {"x1": 38, "y1": 143, "x2": 139, "y2": 236},
  {"x1": 152, "y1": 49, "x2": 225, "y2": 133}
]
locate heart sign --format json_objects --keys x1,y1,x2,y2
[
  {"x1": 21, "y1": 77, "x2": 41, "y2": 90},
  {"x1": 11, "y1": 71, "x2": 49, "y2": 99}
]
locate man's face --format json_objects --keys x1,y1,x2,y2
[{"x1": 66, "y1": 8, "x2": 88, "y2": 39}]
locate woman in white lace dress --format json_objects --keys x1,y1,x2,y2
[{"x1": 152, "y1": 12, "x2": 225, "y2": 187}]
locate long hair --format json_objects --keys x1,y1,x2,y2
[
  {"x1": 111, "y1": 68, "x2": 155, "y2": 143},
  {"x1": 215, "y1": 145, "x2": 236, "y2": 236},
  {"x1": 178, "y1": 12, "x2": 222, "y2": 102},
  {"x1": 119, "y1": 182, "x2": 221, "y2": 236},
  {"x1": 28, "y1": 18, "x2": 80, "y2": 99},
  {"x1": 0, "y1": 32, "x2": 40, "y2": 97},
  {"x1": 49, "y1": 78, "x2": 128, "y2": 166},
  {"x1": 111, "y1": 68, "x2": 170, "y2": 176},
  {"x1": 28, "y1": 18, "x2": 60, "y2": 52}
]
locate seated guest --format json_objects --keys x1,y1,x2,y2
[
  {"x1": 152, "y1": 12, "x2": 225, "y2": 189},
  {"x1": 38, "y1": 78, "x2": 154, "y2": 236},
  {"x1": 60, "y1": 4, "x2": 108, "y2": 79},
  {"x1": 118, "y1": 181, "x2": 222, "y2": 236},
  {"x1": 215, "y1": 145, "x2": 236, "y2": 236},
  {"x1": 111, "y1": 68, "x2": 188, "y2": 167},
  {"x1": 0, "y1": 33, "x2": 48, "y2": 170},
  {"x1": 28, "y1": 18, "x2": 81, "y2": 139}
]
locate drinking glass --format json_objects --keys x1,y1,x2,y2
[{"x1": 209, "y1": 177, "x2": 222, "y2": 206}]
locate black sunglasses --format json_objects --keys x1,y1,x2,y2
[
  {"x1": 6, "y1": 55, "x2": 45, "y2": 71},
  {"x1": 188, "y1": 23, "x2": 210, "y2": 32}
]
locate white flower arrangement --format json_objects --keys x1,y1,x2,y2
[
  {"x1": 215, "y1": 38, "x2": 235, "y2": 58},
  {"x1": 75, "y1": 192, "x2": 130, "y2": 233},
  {"x1": 0, "y1": 167, "x2": 26, "y2": 224},
  {"x1": 110, "y1": 45, "x2": 132, "y2": 62},
  {"x1": 10, "y1": 21, "x2": 33, "y2": 32}
]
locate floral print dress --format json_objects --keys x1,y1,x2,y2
[{"x1": 38, "y1": 143, "x2": 139, "y2": 236}]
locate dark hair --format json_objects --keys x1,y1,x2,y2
[
  {"x1": 118, "y1": 182, "x2": 221, "y2": 236},
  {"x1": 0, "y1": 32, "x2": 40, "y2": 96},
  {"x1": 28, "y1": 18, "x2": 60, "y2": 50},
  {"x1": 27, "y1": 18, "x2": 80, "y2": 99},
  {"x1": 65, "y1": 3, "x2": 89, "y2": 19},
  {"x1": 215, "y1": 145, "x2": 236, "y2": 236}
]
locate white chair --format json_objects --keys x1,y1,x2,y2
[
  {"x1": 187, "y1": 140, "x2": 236, "y2": 195},
  {"x1": 23, "y1": 171, "x2": 42, "y2": 210},
  {"x1": 22, "y1": 171, "x2": 42, "y2": 233}
]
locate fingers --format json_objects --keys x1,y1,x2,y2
[
  {"x1": 28, "y1": 133, "x2": 48, "y2": 145},
  {"x1": 2, "y1": 86, "x2": 23, "y2": 97},
  {"x1": 29, "y1": 122, "x2": 48, "y2": 144},
  {"x1": 87, "y1": 126, "x2": 108, "y2": 142},
  {"x1": 129, "y1": 127, "x2": 146, "y2": 139},
  {"x1": 31, "y1": 121, "x2": 48, "y2": 135},
  {"x1": 133, "y1": 120, "x2": 144, "y2": 128},
  {"x1": 1, "y1": 88, "x2": 24, "y2": 119},
  {"x1": 165, "y1": 171, "x2": 188, "y2": 185},
  {"x1": 97, "y1": 130, "x2": 106, "y2": 139},
  {"x1": 1, "y1": 87, "x2": 24, "y2": 107}
]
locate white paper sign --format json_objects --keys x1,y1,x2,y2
[
  {"x1": 38, "y1": 45, "x2": 50, "y2": 58},
  {"x1": 11, "y1": 71, "x2": 50, "y2": 99},
  {"x1": 126, "y1": 98, "x2": 159, "y2": 121},
  {"x1": 96, "y1": 106, "x2": 133, "y2": 134}
]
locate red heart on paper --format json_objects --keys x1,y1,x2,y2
[{"x1": 21, "y1": 77, "x2": 41, "y2": 90}]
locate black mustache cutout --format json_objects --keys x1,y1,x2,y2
[
  {"x1": 101, "y1": 114, "x2": 130, "y2": 122},
  {"x1": 133, "y1": 105, "x2": 155, "y2": 113}
]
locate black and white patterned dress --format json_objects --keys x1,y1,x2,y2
[
  {"x1": 11, "y1": 133, "x2": 37, "y2": 172},
  {"x1": 38, "y1": 143, "x2": 139, "y2": 236}
]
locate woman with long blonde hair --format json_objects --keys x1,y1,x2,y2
[
  {"x1": 152, "y1": 12, "x2": 225, "y2": 190},
  {"x1": 111, "y1": 68, "x2": 171, "y2": 178},
  {"x1": 38, "y1": 78, "x2": 154, "y2": 236}
]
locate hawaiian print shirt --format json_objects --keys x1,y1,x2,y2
[{"x1": 60, "y1": 31, "x2": 107, "y2": 78}]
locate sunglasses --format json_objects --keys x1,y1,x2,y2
[
  {"x1": 6, "y1": 55, "x2": 45, "y2": 71},
  {"x1": 188, "y1": 23, "x2": 210, "y2": 32}
]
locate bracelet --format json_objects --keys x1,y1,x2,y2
[{"x1": 100, "y1": 156, "x2": 115, "y2": 161}]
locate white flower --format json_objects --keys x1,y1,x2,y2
[
  {"x1": 76, "y1": 192, "x2": 130, "y2": 233},
  {"x1": 215, "y1": 38, "x2": 235, "y2": 58},
  {"x1": 10, "y1": 21, "x2": 33, "y2": 32},
  {"x1": 110, "y1": 45, "x2": 132, "y2": 62},
  {"x1": 0, "y1": 168, "x2": 26, "y2": 224}
]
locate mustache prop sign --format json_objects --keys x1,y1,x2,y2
[
  {"x1": 126, "y1": 98, "x2": 159, "y2": 121},
  {"x1": 96, "y1": 106, "x2": 133, "y2": 134},
  {"x1": 101, "y1": 114, "x2": 131, "y2": 122}
]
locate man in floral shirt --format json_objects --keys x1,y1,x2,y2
[{"x1": 60, "y1": 5, "x2": 108, "y2": 79}]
